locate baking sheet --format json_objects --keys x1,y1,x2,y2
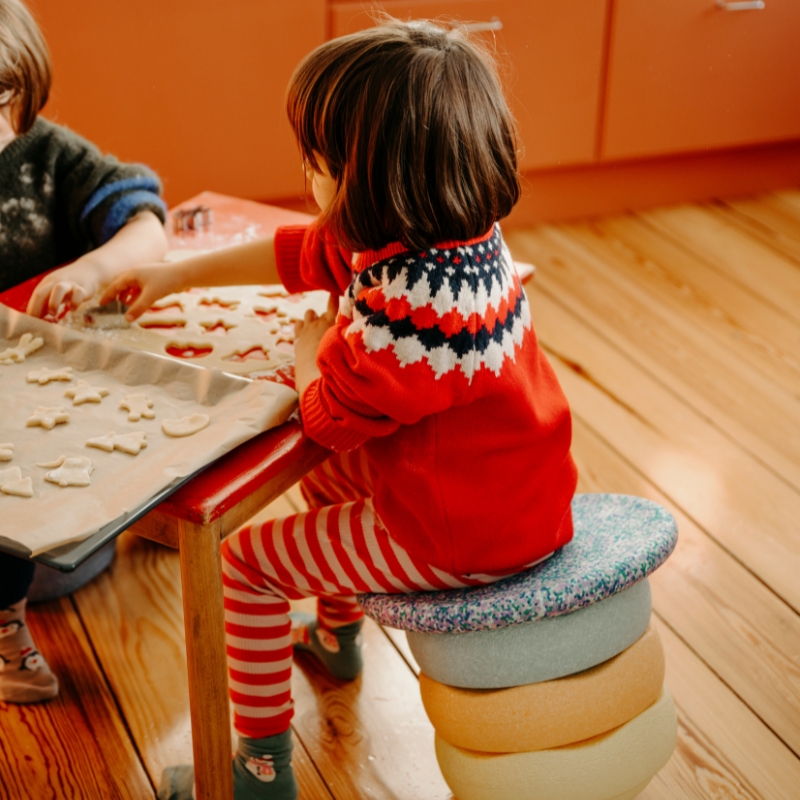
[{"x1": 0, "y1": 305, "x2": 297, "y2": 556}]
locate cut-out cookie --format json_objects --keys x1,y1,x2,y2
[
  {"x1": 162, "y1": 413, "x2": 210, "y2": 437},
  {"x1": 43, "y1": 456, "x2": 93, "y2": 487},
  {"x1": 87, "y1": 431, "x2": 148, "y2": 455},
  {"x1": 64, "y1": 380, "x2": 110, "y2": 405},
  {"x1": 0, "y1": 466, "x2": 33, "y2": 498},
  {"x1": 26, "y1": 366, "x2": 74, "y2": 385},
  {"x1": 0, "y1": 333, "x2": 45, "y2": 364},
  {"x1": 0, "y1": 443, "x2": 13, "y2": 462},
  {"x1": 120, "y1": 394, "x2": 155, "y2": 422},
  {"x1": 26, "y1": 406, "x2": 69, "y2": 430}
]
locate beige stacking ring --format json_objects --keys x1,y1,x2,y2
[
  {"x1": 435, "y1": 684, "x2": 678, "y2": 800},
  {"x1": 421, "y1": 624, "x2": 665, "y2": 753}
]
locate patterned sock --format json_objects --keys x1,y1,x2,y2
[
  {"x1": 0, "y1": 599, "x2": 59, "y2": 704},
  {"x1": 157, "y1": 730, "x2": 297, "y2": 800},
  {"x1": 289, "y1": 611, "x2": 363, "y2": 681}
]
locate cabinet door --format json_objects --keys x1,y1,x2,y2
[
  {"x1": 33, "y1": 0, "x2": 326, "y2": 204},
  {"x1": 603, "y1": 0, "x2": 800, "y2": 160},
  {"x1": 330, "y1": 0, "x2": 609, "y2": 170}
]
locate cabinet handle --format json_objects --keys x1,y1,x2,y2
[
  {"x1": 462, "y1": 17, "x2": 503, "y2": 32},
  {"x1": 715, "y1": 0, "x2": 765, "y2": 9}
]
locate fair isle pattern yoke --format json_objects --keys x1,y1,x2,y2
[{"x1": 342, "y1": 226, "x2": 531, "y2": 380}]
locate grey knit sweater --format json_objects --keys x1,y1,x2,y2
[{"x1": 0, "y1": 117, "x2": 166, "y2": 293}]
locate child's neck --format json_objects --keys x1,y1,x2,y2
[{"x1": 0, "y1": 107, "x2": 17, "y2": 154}]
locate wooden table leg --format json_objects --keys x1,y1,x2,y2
[{"x1": 178, "y1": 518, "x2": 234, "y2": 800}]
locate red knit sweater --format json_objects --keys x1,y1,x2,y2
[{"x1": 274, "y1": 221, "x2": 577, "y2": 575}]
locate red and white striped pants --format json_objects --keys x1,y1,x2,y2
[{"x1": 221, "y1": 448, "x2": 521, "y2": 739}]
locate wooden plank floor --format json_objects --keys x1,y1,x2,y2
[{"x1": 3, "y1": 188, "x2": 800, "y2": 799}]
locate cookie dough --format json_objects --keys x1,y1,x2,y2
[
  {"x1": 26, "y1": 406, "x2": 69, "y2": 430},
  {"x1": 120, "y1": 394, "x2": 155, "y2": 422},
  {"x1": 26, "y1": 366, "x2": 74, "y2": 385},
  {"x1": 0, "y1": 466, "x2": 33, "y2": 498},
  {"x1": 87, "y1": 431, "x2": 148, "y2": 455},
  {"x1": 0, "y1": 333, "x2": 44, "y2": 364},
  {"x1": 65, "y1": 380, "x2": 110, "y2": 405},
  {"x1": 0, "y1": 443, "x2": 13, "y2": 462},
  {"x1": 162, "y1": 413, "x2": 210, "y2": 437},
  {"x1": 43, "y1": 456, "x2": 94, "y2": 487}
]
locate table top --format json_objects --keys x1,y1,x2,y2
[{"x1": 0, "y1": 193, "x2": 327, "y2": 529}]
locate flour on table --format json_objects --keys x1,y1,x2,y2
[
  {"x1": 26, "y1": 406, "x2": 69, "y2": 429},
  {"x1": 162, "y1": 413, "x2": 210, "y2": 437},
  {"x1": 27, "y1": 366, "x2": 74, "y2": 385},
  {"x1": 64, "y1": 380, "x2": 110, "y2": 405},
  {"x1": 87, "y1": 431, "x2": 148, "y2": 455},
  {"x1": 43, "y1": 456, "x2": 93, "y2": 487},
  {"x1": 0, "y1": 443, "x2": 13, "y2": 461},
  {"x1": 0, "y1": 333, "x2": 45, "y2": 364},
  {"x1": 120, "y1": 394, "x2": 155, "y2": 421},
  {"x1": 0, "y1": 466, "x2": 33, "y2": 498}
]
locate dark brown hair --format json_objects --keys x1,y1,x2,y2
[
  {"x1": 0, "y1": 0, "x2": 51, "y2": 134},
  {"x1": 287, "y1": 19, "x2": 520, "y2": 252}
]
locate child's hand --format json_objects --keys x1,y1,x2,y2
[
  {"x1": 99, "y1": 264, "x2": 185, "y2": 322},
  {"x1": 293, "y1": 295, "x2": 337, "y2": 396},
  {"x1": 26, "y1": 256, "x2": 107, "y2": 318}
]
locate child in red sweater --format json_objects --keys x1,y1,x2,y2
[{"x1": 104, "y1": 18, "x2": 577, "y2": 800}]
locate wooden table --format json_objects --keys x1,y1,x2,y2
[{"x1": 0, "y1": 193, "x2": 329, "y2": 800}]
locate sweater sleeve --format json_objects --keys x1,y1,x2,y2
[
  {"x1": 54, "y1": 125, "x2": 166, "y2": 251},
  {"x1": 274, "y1": 221, "x2": 355, "y2": 295}
]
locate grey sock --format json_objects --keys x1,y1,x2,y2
[{"x1": 290, "y1": 611, "x2": 363, "y2": 681}]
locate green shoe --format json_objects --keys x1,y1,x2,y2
[{"x1": 290, "y1": 611, "x2": 363, "y2": 680}]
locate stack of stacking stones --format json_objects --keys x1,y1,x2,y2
[{"x1": 359, "y1": 494, "x2": 679, "y2": 800}]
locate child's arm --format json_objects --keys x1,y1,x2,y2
[
  {"x1": 294, "y1": 297, "x2": 337, "y2": 396},
  {"x1": 99, "y1": 236, "x2": 281, "y2": 321},
  {"x1": 26, "y1": 210, "x2": 168, "y2": 318}
]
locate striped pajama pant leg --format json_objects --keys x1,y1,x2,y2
[{"x1": 221, "y1": 448, "x2": 517, "y2": 739}]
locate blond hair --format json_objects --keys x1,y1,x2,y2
[{"x1": 0, "y1": 0, "x2": 51, "y2": 134}]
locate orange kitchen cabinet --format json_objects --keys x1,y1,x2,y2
[
  {"x1": 602, "y1": 0, "x2": 800, "y2": 160},
  {"x1": 330, "y1": 0, "x2": 610, "y2": 171},
  {"x1": 29, "y1": 0, "x2": 326, "y2": 205}
]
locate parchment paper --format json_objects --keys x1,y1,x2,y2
[{"x1": 0, "y1": 305, "x2": 297, "y2": 555}]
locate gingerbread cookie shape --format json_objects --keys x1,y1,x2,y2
[
  {"x1": 26, "y1": 366, "x2": 74, "y2": 385},
  {"x1": 43, "y1": 456, "x2": 93, "y2": 487},
  {"x1": 0, "y1": 333, "x2": 44, "y2": 364},
  {"x1": 87, "y1": 431, "x2": 148, "y2": 455},
  {"x1": 0, "y1": 466, "x2": 33, "y2": 498},
  {"x1": 120, "y1": 394, "x2": 155, "y2": 422},
  {"x1": 26, "y1": 406, "x2": 69, "y2": 430},
  {"x1": 0, "y1": 443, "x2": 13, "y2": 462},
  {"x1": 162, "y1": 413, "x2": 210, "y2": 437},
  {"x1": 64, "y1": 380, "x2": 110, "y2": 405}
]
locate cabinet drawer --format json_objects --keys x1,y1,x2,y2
[
  {"x1": 603, "y1": 0, "x2": 800, "y2": 160},
  {"x1": 330, "y1": 0, "x2": 609, "y2": 170}
]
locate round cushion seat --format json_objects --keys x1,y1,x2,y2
[
  {"x1": 407, "y1": 578, "x2": 652, "y2": 689},
  {"x1": 358, "y1": 494, "x2": 678, "y2": 634},
  {"x1": 420, "y1": 624, "x2": 665, "y2": 753},
  {"x1": 435, "y1": 685, "x2": 678, "y2": 800}
]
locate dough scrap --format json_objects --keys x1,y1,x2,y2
[
  {"x1": 64, "y1": 380, "x2": 110, "y2": 405},
  {"x1": 44, "y1": 456, "x2": 93, "y2": 487},
  {"x1": 120, "y1": 394, "x2": 155, "y2": 422},
  {"x1": 87, "y1": 431, "x2": 148, "y2": 455},
  {"x1": 0, "y1": 443, "x2": 13, "y2": 462},
  {"x1": 35, "y1": 455, "x2": 66, "y2": 469},
  {"x1": 26, "y1": 406, "x2": 69, "y2": 430},
  {"x1": 0, "y1": 333, "x2": 44, "y2": 364},
  {"x1": 0, "y1": 467, "x2": 32, "y2": 498},
  {"x1": 162, "y1": 413, "x2": 210, "y2": 437},
  {"x1": 27, "y1": 366, "x2": 74, "y2": 385}
]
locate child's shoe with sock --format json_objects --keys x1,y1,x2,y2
[
  {"x1": 289, "y1": 611, "x2": 363, "y2": 680},
  {"x1": 0, "y1": 599, "x2": 59, "y2": 704},
  {"x1": 157, "y1": 729, "x2": 297, "y2": 800}
]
